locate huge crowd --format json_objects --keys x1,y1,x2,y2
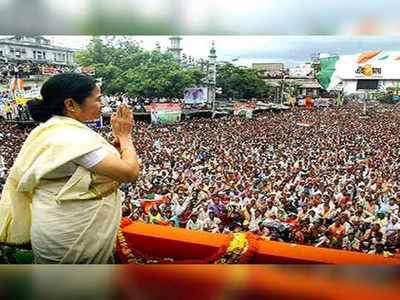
[
  {"x1": 0, "y1": 62, "x2": 74, "y2": 79},
  {"x1": 1, "y1": 102, "x2": 400, "y2": 257},
  {"x1": 102, "y1": 94, "x2": 209, "y2": 113}
]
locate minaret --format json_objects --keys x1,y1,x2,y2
[
  {"x1": 168, "y1": 36, "x2": 183, "y2": 61},
  {"x1": 208, "y1": 41, "x2": 217, "y2": 115},
  {"x1": 155, "y1": 42, "x2": 161, "y2": 52}
]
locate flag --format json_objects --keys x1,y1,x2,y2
[
  {"x1": 315, "y1": 55, "x2": 340, "y2": 91},
  {"x1": 9, "y1": 78, "x2": 16, "y2": 92},
  {"x1": 17, "y1": 79, "x2": 24, "y2": 90},
  {"x1": 356, "y1": 50, "x2": 381, "y2": 64},
  {"x1": 141, "y1": 195, "x2": 169, "y2": 213}
]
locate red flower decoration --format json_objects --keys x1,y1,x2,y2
[{"x1": 120, "y1": 217, "x2": 133, "y2": 229}]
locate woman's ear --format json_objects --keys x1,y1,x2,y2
[{"x1": 64, "y1": 98, "x2": 79, "y2": 113}]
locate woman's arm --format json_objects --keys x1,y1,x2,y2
[
  {"x1": 90, "y1": 105, "x2": 140, "y2": 183},
  {"x1": 90, "y1": 142, "x2": 140, "y2": 182}
]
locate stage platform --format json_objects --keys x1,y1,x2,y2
[{"x1": 117, "y1": 222, "x2": 400, "y2": 264}]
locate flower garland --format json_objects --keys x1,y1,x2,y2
[
  {"x1": 116, "y1": 218, "x2": 260, "y2": 264},
  {"x1": 213, "y1": 233, "x2": 249, "y2": 264}
]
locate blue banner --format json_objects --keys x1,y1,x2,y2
[{"x1": 84, "y1": 116, "x2": 103, "y2": 129}]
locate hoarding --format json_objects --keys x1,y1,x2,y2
[{"x1": 184, "y1": 87, "x2": 208, "y2": 104}]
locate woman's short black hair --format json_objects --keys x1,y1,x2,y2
[{"x1": 27, "y1": 73, "x2": 97, "y2": 122}]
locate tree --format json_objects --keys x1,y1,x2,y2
[
  {"x1": 75, "y1": 37, "x2": 205, "y2": 98},
  {"x1": 216, "y1": 63, "x2": 272, "y2": 100}
]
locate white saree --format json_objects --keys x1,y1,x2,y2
[{"x1": 0, "y1": 115, "x2": 122, "y2": 263}]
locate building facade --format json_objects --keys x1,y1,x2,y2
[
  {"x1": 0, "y1": 36, "x2": 75, "y2": 65},
  {"x1": 317, "y1": 51, "x2": 400, "y2": 95},
  {"x1": 288, "y1": 63, "x2": 314, "y2": 78},
  {"x1": 252, "y1": 63, "x2": 284, "y2": 79}
]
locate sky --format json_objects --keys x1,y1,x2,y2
[
  {"x1": 45, "y1": 35, "x2": 400, "y2": 68},
  {"x1": 2, "y1": 0, "x2": 400, "y2": 67}
]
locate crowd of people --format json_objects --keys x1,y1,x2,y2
[
  {"x1": 0, "y1": 62, "x2": 73, "y2": 79},
  {"x1": 0, "y1": 92, "x2": 209, "y2": 123},
  {"x1": 102, "y1": 94, "x2": 209, "y2": 113},
  {"x1": 1, "y1": 102, "x2": 400, "y2": 257},
  {"x1": 0, "y1": 100, "x2": 31, "y2": 121}
]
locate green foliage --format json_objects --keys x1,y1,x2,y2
[
  {"x1": 76, "y1": 37, "x2": 272, "y2": 100},
  {"x1": 75, "y1": 37, "x2": 204, "y2": 98},
  {"x1": 216, "y1": 63, "x2": 272, "y2": 100}
]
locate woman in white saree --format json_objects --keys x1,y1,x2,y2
[{"x1": 0, "y1": 73, "x2": 140, "y2": 263}]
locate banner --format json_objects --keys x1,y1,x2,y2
[
  {"x1": 145, "y1": 103, "x2": 182, "y2": 124},
  {"x1": 233, "y1": 102, "x2": 256, "y2": 118},
  {"x1": 23, "y1": 87, "x2": 41, "y2": 99},
  {"x1": 317, "y1": 51, "x2": 400, "y2": 91},
  {"x1": 15, "y1": 96, "x2": 29, "y2": 106},
  {"x1": 313, "y1": 98, "x2": 331, "y2": 107},
  {"x1": 9, "y1": 78, "x2": 24, "y2": 93},
  {"x1": 245, "y1": 110, "x2": 253, "y2": 119},
  {"x1": 150, "y1": 111, "x2": 181, "y2": 124},
  {"x1": 13, "y1": 88, "x2": 41, "y2": 106},
  {"x1": 42, "y1": 67, "x2": 57, "y2": 75},
  {"x1": 145, "y1": 103, "x2": 182, "y2": 112},
  {"x1": 84, "y1": 116, "x2": 103, "y2": 129},
  {"x1": 184, "y1": 87, "x2": 208, "y2": 104}
]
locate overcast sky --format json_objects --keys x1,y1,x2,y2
[{"x1": 44, "y1": 35, "x2": 400, "y2": 68}]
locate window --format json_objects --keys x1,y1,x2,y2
[
  {"x1": 33, "y1": 50, "x2": 36, "y2": 59},
  {"x1": 0, "y1": 50, "x2": 3, "y2": 57},
  {"x1": 356, "y1": 80, "x2": 379, "y2": 90},
  {"x1": 43, "y1": 52, "x2": 46, "y2": 59}
]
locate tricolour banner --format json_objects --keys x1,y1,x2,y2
[
  {"x1": 233, "y1": 102, "x2": 256, "y2": 118},
  {"x1": 145, "y1": 103, "x2": 182, "y2": 124}
]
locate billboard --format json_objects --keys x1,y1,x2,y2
[
  {"x1": 317, "y1": 51, "x2": 400, "y2": 92},
  {"x1": 233, "y1": 102, "x2": 256, "y2": 119},
  {"x1": 42, "y1": 67, "x2": 58, "y2": 75},
  {"x1": 150, "y1": 111, "x2": 181, "y2": 124},
  {"x1": 184, "y1": 87, "x2": 208, "y2": 104},
  {"x1": 145, "y1": 103, "x2": 182, "y2": 124},
  {"x1": 14, "y1": 88, "x2": 41, "y2": 106},
  {"x1": 22, "y1": 88, "x2": 41, "y2": 99}
]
